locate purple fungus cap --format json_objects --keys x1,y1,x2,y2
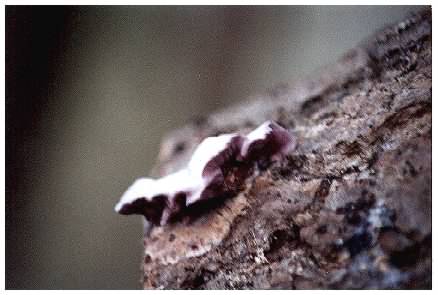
[{"x1": 115, "y1": 120, "x2": 296, "y2": 226}]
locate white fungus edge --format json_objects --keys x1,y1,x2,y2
[{"x1": 115, "y1": 120, "x2": 293, "y2": 223}]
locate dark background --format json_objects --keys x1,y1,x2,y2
[{"x1": 6, "y1": 6, "x2": 424, "y2": 289}]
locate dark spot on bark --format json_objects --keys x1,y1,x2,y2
[
  {"x1": 144, "y1": 254, "x2": 152, "y2": 264},
  {"x1": 265, "y1": 227, "x2": 297, "y2": 259},
  {"x1": 316, "y1": 225, "x2": 327, "y2": 234},
  {"x1": 181, "y1": 273, "x2": 205, "y2": 289},
  {"x1": 345, "y1": 211, "x2": 362, "y2": 225},
  {"x1": 269, "y1": 230, "x2": 288, "y2": 250},
  {"x1": 191, "y1": 244, "x2": 199, "y2": 250},
  {"x1": 344, "y1": 231, "x2": 373, "y2": 257},
  {"x1": 168, "y1": 233, "x2": 176, "y2": 242},
  {"x1": 389, "y1": 235, "x2": 431, "y2": 268},
  {"x1": 405, "y1": 160, "x2": 418, "y2": 177},
  {"x1": 336, "y1": 140, "x2": 364, "y2": 157},
  {"x1": 314, "y1": 179, "x2": 331, "y2": 199},
  {"x1": 360, "y1": 190, "x2": 376, "y2": 206},
  {"x1": 367, "y1": 151, "x2": 379, "y2": 168}
]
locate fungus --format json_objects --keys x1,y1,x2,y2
[
  {"x1": 115, "y1": 120, "x2": 295, "y2": 226},
  {"x1": 241, "y1": 121, "x2": 296, "y2": 162}
]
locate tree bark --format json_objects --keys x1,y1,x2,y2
[{"x1": 141, "y1": 9, "x2": 431, "y2": 289}]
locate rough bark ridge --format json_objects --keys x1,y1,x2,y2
[{"x1": 142, "y1": 10, "x2": 431, "y2": 289}]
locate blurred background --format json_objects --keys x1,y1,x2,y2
[{"x1": 6, "y1": 6, "x2": 424, "y2": 289}]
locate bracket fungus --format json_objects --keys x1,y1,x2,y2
[{"x1": 115, "y1": 120, "x2": 296, "y2": 226}]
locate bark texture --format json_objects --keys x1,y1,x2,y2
[{"x1": 142, "y1": 9, "x2": 431, "y2": 289}]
